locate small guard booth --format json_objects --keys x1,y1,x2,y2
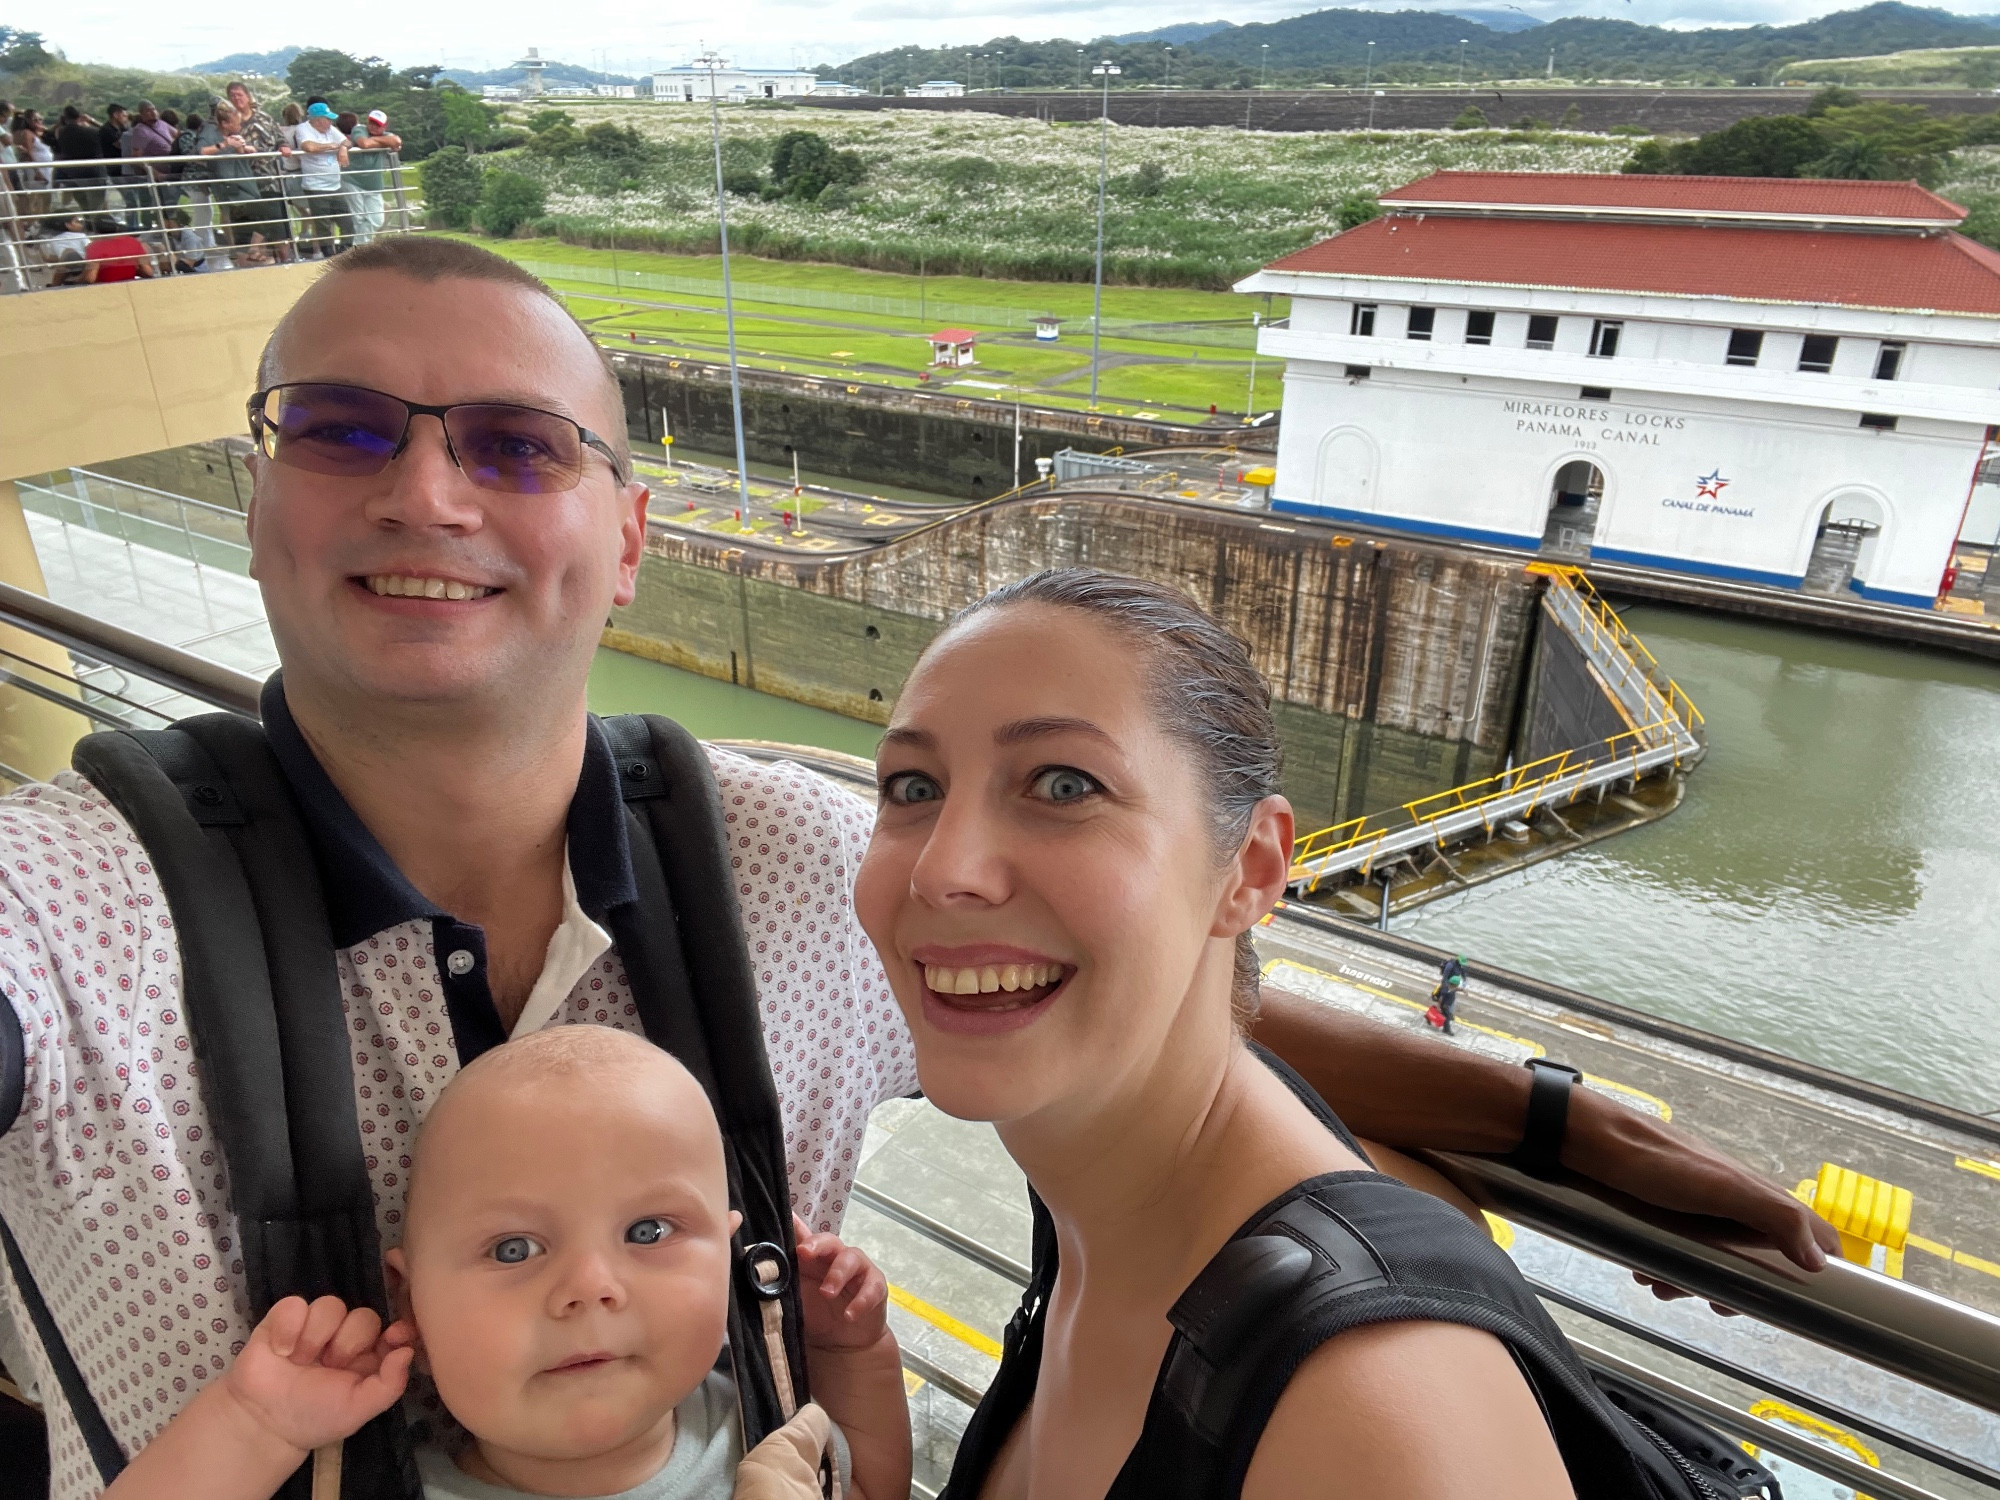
[
  {"x1": 1033, "y1": 314, "x2": 1061, "y2": 343},
  {"x1": 929, "y1": 329, "x2": 978, "y2": 367}
]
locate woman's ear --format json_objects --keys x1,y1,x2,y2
[{"x1": 1211, "y1": 795, "x2": 1295, "y2": 940}]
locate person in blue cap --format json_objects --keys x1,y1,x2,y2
[
  {"x1": 1428, "y1": 954, "x2": 1469, "y2": 1036},
  {"x1": 294, "y1": 99, "x2": 352, "y2": 257}
]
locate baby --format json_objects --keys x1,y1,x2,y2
[{"x1": 106, "y1": 1026, "x2": 911, "y2": 1500}]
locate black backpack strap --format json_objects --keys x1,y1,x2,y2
[
  {"x1": 599, "y1": 715, "x2": 809, "y2": 1448},
  {"x1": 68, "y1": 719, "x2": 419, "y2": 1500}
]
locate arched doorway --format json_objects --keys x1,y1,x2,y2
[
  {"x1": 1314, "y1": 427, "x2": 1378, "y2": 514},
  {"x1": 1803, "y1": 492, "x2": 1886, "y2": 595},
  {"x1": 1540, "y1": 459, "x2": 1605, "y2": 558}
]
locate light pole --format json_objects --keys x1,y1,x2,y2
[
  {"x1": 1163, "y1": 44, "x2": 1172, "y2": 90},
  {"x1": 1077, "y1": 48, "x2": 1085, "y2": 88},
  {"x1": 1260, "y1": 43, "x2": 1270, "y2": 89},
  {"x1": 698, "y1": 51, "x2": 753, "y2": 517},
  {"x1": 1458, "y1": 39, "x2": 1468, "y2": 87},
  {"x1": 1363, "y1": 39, "x2": 1374, "y2": 92},
  {"x1": 1090, "y1": 60, "x2": 1121, "y2": 409}
]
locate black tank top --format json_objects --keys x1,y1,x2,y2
[{"x1": 941, "y1": 1046, "x2": 1705, "y2": 1500}]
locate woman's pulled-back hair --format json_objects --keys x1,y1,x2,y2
[{"x1": 948, "y1": 568, "x2": 1284, "y2": 1029}]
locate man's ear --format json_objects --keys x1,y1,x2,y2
[{"x1": 612, "y1": 482, "x2": 649, "y2": 609}]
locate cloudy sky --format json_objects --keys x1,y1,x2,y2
[{"x1": 36, "y1": 0, "x2": 2000, "y2": 75}]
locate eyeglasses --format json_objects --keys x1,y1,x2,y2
[{"x1": 248, "y1": 382, "x2": 628, "y2": 495}]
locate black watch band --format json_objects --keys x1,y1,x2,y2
[{"x1": 1510, "y1": 1059, "x2": 1583, "y2": 1178}]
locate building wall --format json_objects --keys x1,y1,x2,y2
[
  {"x1": 612, "y1": 494, "x2": 1542, "y2": 830},
  {"x1": 1271, "y1": 362, "x2": 1980, "y2": 604}
]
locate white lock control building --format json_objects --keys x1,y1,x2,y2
[{"x1": 1236, "y1": 172, "x2": 2000, "y2": 608}]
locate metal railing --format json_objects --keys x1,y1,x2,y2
[
  {"x1": 0, "y1": 578, "x2": 261, "y2": 719},
  {"x1": 18, "y1": 470, "x2": 252, "y2": 574},
  {"x1": 853, "y1": 1165, "x2": 2000, "y2": 1497},
  {"x1": 1, "y1": 148, "x2": 413, "y2": 292},
  {"x1": 1288, "y1": 564, "x2": 1705, "y2": 894}
]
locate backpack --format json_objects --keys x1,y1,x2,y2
[
  {"x1": 944, "y1": 1048, "x2": 1777, "y2": 1500},
  {"x1": 0, "y1": 711, "x2": 812, "y2": 1498}
]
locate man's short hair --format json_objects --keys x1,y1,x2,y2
[{"x1": 257, "y1": 236, "x2": 630, "y2": 470}]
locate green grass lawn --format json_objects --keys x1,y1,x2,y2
[{"x1": 485, "y1": 240, "x2": 1261, "y2": 418}]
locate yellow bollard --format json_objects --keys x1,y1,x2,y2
[{"x1": 1810, "y1": 1162, "x2": 1913, "y2": 1279}]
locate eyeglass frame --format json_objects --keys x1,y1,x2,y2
[{"x1": 246, "y1": 381, "x2": 631, "y2": 490}]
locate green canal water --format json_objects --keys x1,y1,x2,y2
[{"x1": 591, "y1": 610, "x2": 2000, "y2": 1115}]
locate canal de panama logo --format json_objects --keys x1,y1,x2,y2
[{"x1": 1695, "y1": 469, "x2": 1730, "y2": 499}]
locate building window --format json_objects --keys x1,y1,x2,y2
[
  {"x1": 1874, "y1": 342, "x2": 1905, "y2": 381},
  {"x1": 1526, "y1": 315, "x2": 1558, "y2": 350},
  {"x1": 1588, "y1": 320, "x2": 1622, "y2": 358},
  {"x1": 1580, "y1": 386, "x2": 1611, "y2": 400},
  {"x1": 1350, "y1": 304, "x2": 1377, "y2": 337},
  {"x1": 1465, "y1": 310, "x2": 1495, "y2": 345},
  {"x1": 1725, "y1": 329, "x2": 1763, "y2": 367},
  {"x1": 1344, "y1": 365, "x2": 1371, "y2": 380},
  {"x1": 1859, "y1": 412, "x2": 1898, "y2": 431},
  {"x1": 1798, "y1": 335, "x2": 1838, "y2": 373},
  {"x1": 1406, "y1": 307, "x2": 1435, "y2": 341}
]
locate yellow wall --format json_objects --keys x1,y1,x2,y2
[
  {"x1": 0, "y1": 480, "x2": 95, "y2": 780},
  {"x1": 0, "y1": 263, "x2": 321, "y2": 480}
]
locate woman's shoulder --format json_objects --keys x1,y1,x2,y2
[{"x1": 1241, "y1": 1319, "x2": 1573, "y2": 1500}]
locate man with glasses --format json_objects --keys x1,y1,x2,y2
[{"x1": 0, "y1": 235, "x2": 1834, "y2": 1495}]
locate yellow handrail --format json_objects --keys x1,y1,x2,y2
[{"x1": 1525, "y1": 563, "x2": 1705, "y2": 730}]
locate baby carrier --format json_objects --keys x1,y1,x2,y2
[{"x1": 0, "y1": 710, "x2": 814, "y2": 1498}]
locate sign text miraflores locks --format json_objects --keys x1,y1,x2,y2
[{"x1": 1502, "y1": 397, "x2": 1689, "y2": 448}]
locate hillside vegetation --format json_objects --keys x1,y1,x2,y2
[
  {"x1": 1777, "y1": 43, "x2": 2000, "y2": 86},
  {"x1": 828, "y1": 3, "x2": 2000, "y2": 90},
  {"x1": 475, "y1": 105, "x2": 1629, "y2": 287}
]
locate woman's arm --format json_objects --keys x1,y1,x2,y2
[
  {"x1": 1242, "y1": 1320, "x2": 1574, "y2": 1500},
  {"x1": 1251, "y1": 987, "x2": 1837, "y2": 1270}
]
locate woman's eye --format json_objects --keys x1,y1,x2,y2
[
  {"x1": 625, "y1": 1217, "x2": 672, "y2": 1246},
  {"x1": 490, "y1": 1235, "x2": 542, "y2": 1265},
  {"x1": 1032, "y1": 767, "x2": 1100, "y2": 804},
  {"x1": 882, "y1": 771, "x2": 943, "y2": 806}
]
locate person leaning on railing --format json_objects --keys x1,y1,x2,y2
[
  {"x1": 294, "y1": 101, "x2": 353, "y2": 258},
  {"x1": 347, "y1": 108, "x2": 402, "y2": 245},
  {"x1": 223, "y1": 80, "x2": 294, "y2": 264},
  {"x1": 198, "y1": 104, "x2": 276, "y2": 267}
]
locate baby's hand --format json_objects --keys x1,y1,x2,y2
[
  {"x1": 222, "y1": 1296, "x2": 415, "y2": 1455},
  {"x1": 793, "y1": 1213, "x2": 889, "y2": 1353}
]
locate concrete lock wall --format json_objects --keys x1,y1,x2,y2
[
  {"x1": 610, "y1": 494, "x2": 1540, "y2": 830},
  {"x1": 1272, "y1": 364, "x2": 1978, "y2": 607},
  {"x1": 609, "y1": 351, "x2": 1272, "y2": 501}
]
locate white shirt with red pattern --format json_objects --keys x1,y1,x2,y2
[{"x1": 0, "y1": 746, "x2": 916, "y2": 1499}]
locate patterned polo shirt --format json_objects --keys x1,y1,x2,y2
[{"x1": 0, "y1": 683, "x2": 916, "y2": 1498}]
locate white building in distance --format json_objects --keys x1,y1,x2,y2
[
  {"x1": 907, "y1": 80, "x2": 966, "y2": 97},
  {"x1": 1237, "y1": 172, "x2": 2000, "y2": 608},
  {"x1": 652, "y1": 66, "x2": 819, "y2": 103}
]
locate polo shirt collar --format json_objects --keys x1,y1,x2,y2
[{"x1": 259, "y1": 674, "x2": 638, "y2": 947}]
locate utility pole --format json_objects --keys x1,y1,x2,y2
[
  {"x1": 698, "y1": 51, "x2": 754, "y2": 518},
  {"x1": 1547, "y1": 48, "x2": 1555, "y2": 79},
  {"x1": 1458, "y1": 39, "x2": 1468, "y2": 87},
  {"x1": 1090, "y1": 60, "x2": 1121, "y2": 409},
  {"x1": 1163, "y1": 45, "x2": 1172, "y2": 90},
  {"x1": 1260, "y1": 43, "x2": 1270, "y2": 89},
  {"x1": 1363, "y1": 39, "x2": 1374, "y2": 93},
  {"x1": 1077, "y1": 48, "x2": 1085, "y2": 88}
]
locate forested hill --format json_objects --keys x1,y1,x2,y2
[{"x1": 823, "y1": 3, "x2": 2000, "y2": 88}]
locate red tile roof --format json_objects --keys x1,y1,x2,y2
[
  {"x1": 1264, "y1": 214, "x2": 2000, "y2": 315},
  {"x1": 929, "y1": 328, "x2": 977, "y2": 342},
  {"x1": 1381, "y1": 172, "x2": 1964, "y2": 223}
]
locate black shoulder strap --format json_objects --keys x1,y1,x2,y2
[
  {"x1": 598, "y1": 715, "x2": 808, "y2": 1449},
  {"x1": 63, "y1": 719, "x2": 419, "y2": 1500}
]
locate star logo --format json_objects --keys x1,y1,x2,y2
[{"x1": 1695, "y1": 469, "x2": 1729, "y2": 500}]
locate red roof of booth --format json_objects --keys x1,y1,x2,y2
[
  {"x1": 1378, "y1": 172, "x2": 1965, "y2": 222},
  {"x1": 1263, "y1": 214, "x2": 2000, "y2": 315},
  {"x1": 929, "y1": 329, "x2": 977, "y2": 343}
]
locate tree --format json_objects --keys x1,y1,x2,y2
[
  {"x1": 526, "y1": 109, "x2": 576, "y2": 134},
  {"x1": 438, "y1": 87, "x2": 501, "y2": 150},
  {"x1": 1558, "y1": 103, "x2": 1582, "y2": 129},
  {"x1": 1806, "y1": 135, "x2": 1898, "y2": 181},
  {"x1": 1449, "y1": 104, "x2": 1488, "y2": 130},
  {"x1": 939, "y1": 155, "x2": 1000, "y2": 193},
  {"x1": 0, "y1": 26, "x2": 53, "y2": 68},
  {"x1": 1673, "y1": 114, "x2": 1825, "y2": 176},
  {"x1": 288, "y1": 48, "x2": 392, "y2": 99},
  {"x1": 1804, "y1": 85, "x2": 1863, "y2": 117},
  {"x1": 477, "y1": 170, "x2": 546, "y2": 237},
  {"x1": 1620, "y1": 139, "x2": 1677, "y2": 174},
  {"x1": 1336, "y1": 191, "x2": 1381, "y2": 230},
  {"x1": 723, "y1": 169, "x2": 764, "y2": 197},
  {"x1": 1810, "y1": 102, "x2": 1958, "y2": 185},
  {"x1": 770, "y1": 130, "x2": 834, "y2": 189},
  {"x1": 1133, "y1": 160, "x2": 1168, "y2": 197},
  {"x1": 420, "y1": 145, "x2": 482, "y2": 228}
]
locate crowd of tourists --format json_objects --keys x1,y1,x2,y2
[{"x1": 0, "y1": 79, "x2": 405, "y2": 290}]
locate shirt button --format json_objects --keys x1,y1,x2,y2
[{"x1": 446, "y1": 950, "x2": 475, "y2": 977}]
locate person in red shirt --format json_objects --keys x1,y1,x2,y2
[{"x1": 82, "y1": 220, "x2": 153, "y2": 282}]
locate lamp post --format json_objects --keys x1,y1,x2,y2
[
  {"x1": 1363, "y1": 39, "x2": 1374, "y2": 92},
  {"x1": 1260, "y1": 43, "x2": 1270, "y2": 89},
  {"x1": 1090, "y1": 60, "x2": 1121, "y2": 409},
  {"x1": 1077, "y1": 48, "x2": 1085, "y2": 88},
  {"x1": 698, "y1": 51, "x2": 753, "y2": 517},
  {"x1": 1458, "y1": 39, "x2": 1469, "y2": 87},
  {"x1": 1163, "y1": 44, "x2": 1172, "y2": 90}
]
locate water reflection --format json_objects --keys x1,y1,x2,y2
[{"x1": 1400, "y1": 606, "x2": 2000, "y2": 1112}]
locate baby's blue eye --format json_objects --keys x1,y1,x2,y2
[
  {"x1": 626, "y1": 1218, "x2": 672, "y2": 1246},
  {"x1": 491, "y1": 1236, "x2": 541, "y2": 1264}
]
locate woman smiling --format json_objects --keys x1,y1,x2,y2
[{"x1": 856, "y1": 569, "x2": 1634, "y2": 1499}]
